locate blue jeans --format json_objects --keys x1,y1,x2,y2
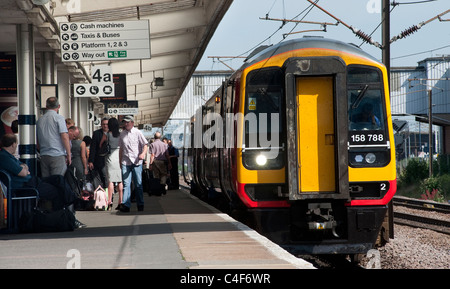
[{"x1": 121, "y1": 164, "x2": 144, "y2": 208}]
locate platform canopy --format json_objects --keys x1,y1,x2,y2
[{"x1": 0, "y1": 0, "x2": 233, "y2": 126}]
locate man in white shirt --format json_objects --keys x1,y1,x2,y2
[{"x1": 118, "y1": 115, "x2": 148, "y2": 212}]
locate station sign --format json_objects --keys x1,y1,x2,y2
[
  {"x1": 104, "y1": 100, "x2": 138, "y2": 115},
  {"x1": 60, "y1": 20, "x2": 151, "y2": 62},
  {"x1": 74, "y1": 65, "x2": 115, "y2": 97},
  {"x1": 107, "y1": 107, "x2": 139, "y2": 115},
  {"x1": 74, "y1": 83, "x2": 114, "y2": 97}
]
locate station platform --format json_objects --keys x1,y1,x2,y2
[{"x1": 0, "y1": 188, "x2": 314, "y2": 269}]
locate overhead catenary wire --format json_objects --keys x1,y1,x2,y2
[
  {"x1": 391, "y1": 44, "x2": 450, "y2": 60},
  {"x1": 259, "y1": 16, "x2": 338, "y2": 36},
  {"x1": 391, "y1": 9, "x2": 450, "y2": 43},
  {"x1": 208, "y1": 0, "x2": 320, "y2": 70},
  {"x1": 305, "y1": 0, "x2": 382, "y2": 48},
  {"x1": 358, "y1": 4, "x2": 398, "y2": 48},
  {"x1": 391, "y1": 0, "x2": 438, "y2": 6},
  {"x1": 207, "y1": 56, "x2": 247, "y2": 71},
  {"x1": 259, "y1": 16, "x2": 338, "y2": 27}
]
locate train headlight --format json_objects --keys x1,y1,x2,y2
[
  {"x1": 355, "y1": 155, "x2": 364, "y2": 163},
  {"x1": 255, "y1": 154, "x2": 267, "y2": 166},
  {"x1": 365, "y1": 153, "x2": 376, "y2": 164}
]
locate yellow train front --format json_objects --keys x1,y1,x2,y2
[{"x1": 185, "y1": 37, "x2": 396, "y2": 255}]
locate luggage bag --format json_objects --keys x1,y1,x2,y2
[{"x1": 93, "y1": 186, "x2": 108, "y2": 211}]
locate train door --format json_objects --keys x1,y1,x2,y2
[
  {"x1": 285, "y1": 57, "x2": 349, "y2": 201},
  {"x1": 220, "y1": 81, "x2": 235, "y2": 198},
  {"x1": 296, "y1": 77, "x2": 335, "y2": 193}
]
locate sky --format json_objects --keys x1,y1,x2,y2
[{"x1": 197, "y1": 0, "x2": 450, "y2": 71}]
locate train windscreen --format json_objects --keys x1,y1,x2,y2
[
  {"x1": 348, "y1": 66, "x2": 386, "y2": 132},
  {"x1": 347, "y1": 65, "x2": 390, "y2": 167},
  {"x1": 244, "y1": 67, "x2": 284, "y2": 170}
]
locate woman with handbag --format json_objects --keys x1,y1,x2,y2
[{"x1": 100, "y1": 117, "x2": 123, "y2": 210}]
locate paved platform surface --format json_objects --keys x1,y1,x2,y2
[{"x1": 0, "y1": 188, "x2": 314, "y2": 269}]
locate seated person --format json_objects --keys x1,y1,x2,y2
[
  {"x1": 352, "y1": 103, "x2": 381, "y2": 129},
  {"x1": 0, "y1": 134, "x2": 32, "y2": 189},
  {"x1": 0, "y1": 134, "x2": 74, "y2": 212}
]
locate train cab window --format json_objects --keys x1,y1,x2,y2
[
  {"x1": 348, "y1": 66, "x2": 385, "y2": 132},
  {"x1": 347, "y1": 66, "x2": 390, "y2": 167},
  {"x1": 243, "y1": 67, "x2": 284, "y2": 170}
]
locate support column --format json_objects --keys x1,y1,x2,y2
[
  {"x1": 72, "y1": 95, "x2": 79, "y2": 126},
  {"x1": 76, "y1": 97, "x2": 92, "y2": 137},
  {"x1": 41, "y1": 51, "x2": 55, "y2": 84},
  {"x1": 16, "y1": 24, "x2": 37, "y2": 176},
  {"x1": 57, "y1": 67, "x2": 71, "y2": 118}
]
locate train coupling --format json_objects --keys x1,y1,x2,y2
[{"x1": 307, "y1": 203, "x2": 340, "y2": 238}]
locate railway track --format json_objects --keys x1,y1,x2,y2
[
  {"x1": 393, "y1": 196, "x2": 450, "y2": 235},
  {"x1": 393, "y1": 196, "x2": 450, "y2": 213}
]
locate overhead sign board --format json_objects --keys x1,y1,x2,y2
[
  {"x1": 74, "y1": 83, "x2": 114, "y2": 97},
  {"x1": 107, "y1": 107, "x2": 139, "y2": 115},
  {"x1": 105, "y1": 100, "x2": 139, "y2": 115},
  {"x1": 74, "y1": 65, "x2": 115, "y2": 97},
  {"x1": 60, "y1": 20, "x2": 151, "y2": 62}
]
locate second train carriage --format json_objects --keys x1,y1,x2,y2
[{"x1": 183, "y1": 37, "x2": 396, "y2": 255}]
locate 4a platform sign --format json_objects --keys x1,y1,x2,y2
[{"x1": 74, "y1": 65, "x2": 115, "y2": 97}]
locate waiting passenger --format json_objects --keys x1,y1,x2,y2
[
  {"x1": 69, "y1": 126, "x2": 88, "y2": 181},
  {"x1": 0, "y1": 133, "x2": 31, "y2": 189},
  {"x1": 36, "y1": 97, "x2": 72, "y2": 177},
  {"x1": 88, "y1": 117, "x2": 109, "y2": 188},
  {"x1": 167, "y1": 139, "x2": 179, "y2": 190},
  {"x1": 100, "y1": 117, "x2": 123, "y2": 210},
  {"x1": 0, "y1": 133, "x2": 85, "y2": 228},
  {"x1": 118, "y1": 115, "x2": 148, "y2": 212},
  {"x1": 149, "y1": 132, "x2": 171, "y2": 195}
]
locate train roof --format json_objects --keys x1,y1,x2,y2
[{"x1": 243, "y1": 37, "x2": 381, "y2": 68}]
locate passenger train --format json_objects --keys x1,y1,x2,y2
[{"x1": 182, "y1": 37, "x2": 396, "y2": 256}]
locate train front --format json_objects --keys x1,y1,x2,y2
[{"x1": 235, "y1": 39, "x2": 397, "y2": 255}]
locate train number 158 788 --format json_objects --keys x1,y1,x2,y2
[{"x1": 350, "y1": 133, "x2": 384, "y2": 143}]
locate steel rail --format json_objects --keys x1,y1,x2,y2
[
  {"x1": 393, "y1": 196, "x2": 450, "y2": 214},
  {"x1": 394, "y1": 212, "x2": 450, "y2": 235}
]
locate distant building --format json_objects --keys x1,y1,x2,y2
[
  {"x1": 391, "y1": 56, "x2": 450, "y2": 157},
  {"x1": 164, "y1": 70, "x2": 232, "y2": 147}
]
